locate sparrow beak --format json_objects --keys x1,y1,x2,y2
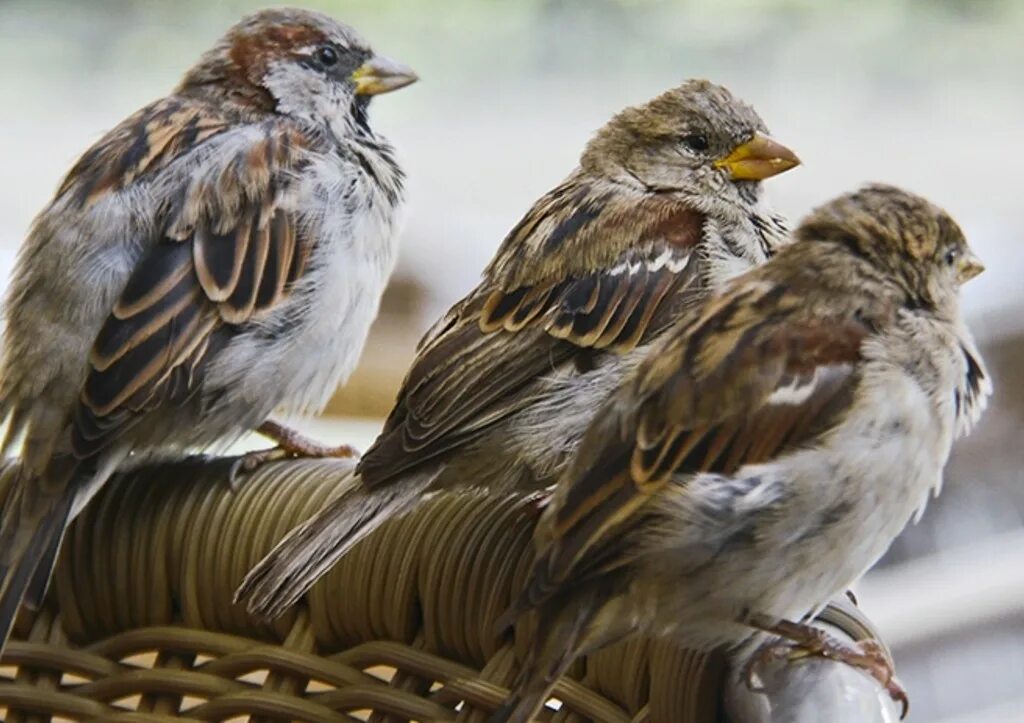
[
  {"x1": 714, "y1": 132, "x2": 801, "y2": 181},
  {"x1": 353, "y1": 55, "x2": 418, "y2": 96},
  {"x1": 957, "y1": 251, "x2": 985, "y2": 283}
]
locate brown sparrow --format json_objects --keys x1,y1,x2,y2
[
  {"x1": 0, "y1": 8, "x2": 417, "y2": 651},
  {"x1": 238, "y1": 79, "x2": 800, "y2": 618},
  {"x1": 490, "y1": 185, "x2": 990, "y2": 722}
]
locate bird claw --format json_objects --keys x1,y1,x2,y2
[
  {"x1": 741, "y1": 637, "x2": 796, "y2": 692},
  {"x1": 227, "y1": 447, "x2": 289, "y2": 489},
  {"x1": 743, "y1": 619, "x2": 909, "y2": 719},
  {"x1": 255, "y1": 420, "x2": 360, "y2": 461},
  {"x1": 854, "y1": 639, "x2": 909, "y2": 719},
  {"x1": 225, "y1": 420, "x2": 361, "y2": 488},
  {"x1": 226, "y1": 439, "x2": 360, "y2": 489}
]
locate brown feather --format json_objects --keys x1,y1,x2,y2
[
  {"x1": 194, "y1": 224, "x2": 248, "y2": 302},
  {"x1": 358, "y1": 165, "x2": 705, "y2": 488},
  {"x1": 57, "y1": 99, "x2": 232, "y2": 209},
  {"x1": 253, "y1": 217, "x2": 285, "y2": 310},
  {"x1": 359, "y1": 252, "x2": 696, "y2": 488},
  {"x1": 222, "y1": 208, "x2": 271, "y2": 322},
  {"x1": 522, "y1": 263, "x2": 898, "y2": 615},
  {"x1": 72, "y1": 120, "x2": 309, "y2": 459}
]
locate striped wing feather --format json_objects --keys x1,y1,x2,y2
[
  {"x1": 72, "y1": 121, "x2": 311, "y2": 459},
  {"x1": 356, "y1": 174, "x2": 706, "y2": 488},
  {"x1": 518, "y1": 284, "x2": 881, "y2": 613},
  {"x1": 358, "y1": 248, "x2": 698, "y2": 488}
]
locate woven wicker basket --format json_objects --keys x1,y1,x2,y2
[{"x1": 0, "y1": 457, "x2": 727, "y2": 722}]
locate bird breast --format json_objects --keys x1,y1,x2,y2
[
  {"x1": 648, "y1": 314, "x2": 960, "y2": 632},
  {"x1": 202, "y1": 146, "x2": 403, "y2": 422},
  {"x1": 500, "y1": 347, "x2": 646, "y2": 481}
]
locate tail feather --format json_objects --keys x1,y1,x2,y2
[
  {"x1": 488, "y1": 603, "x2": 594, "y2": 723},
  {"x1": 236, "y1": 474, "x2": 430, "y2": 619},
  {"x1": 25, "y1": 513, "x2": 69, "y2": 610},
  {"x1": 494, "y1": 562, "x2": 554, "y2": 637},
  {"x1": 489, "y1": 685, "x2": 557, "y2": 723},
  {"x1": 490, "y1": 579, "x2": 632, "y2": 723},
  {"x1": 0, "y1": 490, "x2": 74, "y2": 656}
]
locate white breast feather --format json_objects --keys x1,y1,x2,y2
[{"x1": 203, "y1": 147, "x2": 402, "y2": 421}]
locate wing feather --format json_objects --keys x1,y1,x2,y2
[
  {"x1": 356, "y1": 173, "x2": 709, "y2": 488},
  {"x1": 521, "y1": 281, "x2": 891, "y2": 613},
  {"x1": 222, "y1": 209, "x2": 271, "y2": 322},
  {"x1": 358, "y1": 248, "x2": 699, "y2": 488},
  {"x1": 71, "y1": 121, "x2": 310, "y2": 460},
  {"x1": 194, "y1": 224, "x2": 248, "y2": 303},
  {"x1": 91, "y1": 243, "x2": 196, "y2": 371}
]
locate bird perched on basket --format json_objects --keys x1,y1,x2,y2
[
  {"x1": 237, "y1": 79, "x2": 801, "y2": 618},
  {"x1": 0, "y1": 7, "x2": 417, "y2": 652},
  {"x1": 490, "y1": 184, "x2": 990, "y2": 723}
]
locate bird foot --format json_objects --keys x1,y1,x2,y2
[
  {"x1": 227, "y1": 420, "x2": 359, "y2": 488},
  {"x1": 742, "y1": 614, "x2": 908, "y2": 719}
]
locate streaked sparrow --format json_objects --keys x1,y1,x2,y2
[
  {"x1": 238, "y1": 79, "x2": 800, "y2": 617},
  {"x1": 491, "y1": 185, "x2": 990, "y2": 722},
  {"x1": 0, "y1": 7, "x2": 416, "y2": 651}
]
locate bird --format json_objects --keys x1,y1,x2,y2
[
  {"x1": 0, "y1": 7, "x2": 417, "y2": 653},
  {"x1": 237, "y1": 78, "x2": 801, "y2": 618},
  {"x1": 488, "y1": 184, "x2": 990, "y2": 723}
]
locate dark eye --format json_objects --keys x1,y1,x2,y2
[
  {"x1": 681, "y1": 134, "x2": 710, "y2": 152},
  {"x1": 315, "y1": 45, "x2": 339, "y2": 67},
  {"x1": 944, "y1": 248, "x2": 959, "y2": 266}
]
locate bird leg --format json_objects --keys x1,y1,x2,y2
[
  {"x1": 227, "y1": 420, "x2": 359, "y2": 488},
  {"x1": 740, "y1": 612, "x2": 908, "y2": 719},
  {"x1": 256, "y1": 419, "x2": 361, "y2": 459}
]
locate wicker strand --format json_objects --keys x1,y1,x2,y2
[{"x1": 0, "y1": 458, "x2": 722, "y2": 721}]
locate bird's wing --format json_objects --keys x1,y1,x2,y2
[
  {"x1": 68, "y1": 111, "x2": 314, "y2": 462},
  {"x1": 954, "y1": 338, "x2": 990, "y2": 438},
  {"x1": 356, "y1": 177, "x2": 707, "y2": 488},
  {"x1": 515, "y1": 278, "x2": 887, "y2": 615}
]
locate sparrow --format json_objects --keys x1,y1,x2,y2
[
  {"x1": 489, "y1": 185, "x2": 990, "y2": 723},
  {"x1": 237, "y1": 79, "x2": 800, "y2": 617},
  {"x1": 0, "y1": 7, "x2": 417, "y2": 653}
]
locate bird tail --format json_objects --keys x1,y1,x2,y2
[
  {"x1": 489, "y1": 594, "x2": 601, "y2": 723},
  {"x1": 489, "y1": 683, "x2": 556, "y2": 723},
  {"x1": 0, "y1": 481, "x2": 75, "y2": 656},
  {"x1": 236, "y1": 472, "x2": 432, "y2": 619},
  {"x1": 0, "y1": 449, "x2": 120, "y2": 658}
]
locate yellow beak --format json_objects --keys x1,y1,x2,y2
[
  {"x1": 957, "y1": 251, "x2": 985, "y2": 283},
  {"x1": 352, "y1": 55, "x2": 418, "y2": 96},
  {"x1": 714, "y1": 132, "x2": 801, "y2": 181}
]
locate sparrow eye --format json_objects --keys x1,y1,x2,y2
[
  {"x1": 315, "y1": 45, "x2": 339, "y2": 68},
  {"x1": 944, "y1": 248, "x2": 959, "y2": 266},
  {"x1": 681, "y1": 134, "x2": 710, "y2": 152}
]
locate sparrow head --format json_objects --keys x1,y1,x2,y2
[
  {"x1": 180, "y1": 8, "x2": 417, "y2": 131},
  {"x1": 795, "y1": 184, "x2": 983, "y2": 312},
  {"x1": 581, "y1": 79, "x2": 799, "y2": 212}
]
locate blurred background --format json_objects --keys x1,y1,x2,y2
[{"x1": 1, "y1": 0, "x2": 1022, "y2": 719}]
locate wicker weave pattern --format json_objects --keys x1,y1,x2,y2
[{"x1": 0, "y1": 458, "x2": 723, "y2": 721}]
